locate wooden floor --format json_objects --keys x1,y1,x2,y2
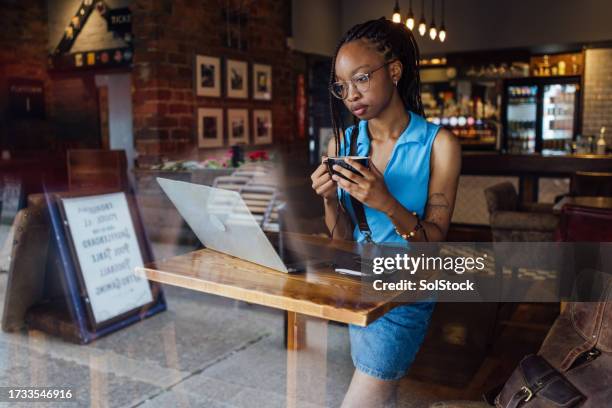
[{"x1": 399, "y1": 302, "x2": 559, "y2": 403}]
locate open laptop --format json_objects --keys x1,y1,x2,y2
[{"x1": 157, "y1": 177, "x2": 327, "y2": 273}]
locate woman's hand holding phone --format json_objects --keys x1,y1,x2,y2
[
  {"x1": 310, "y1": 156, "x2": 337, "y2": 201},
  {"x1": 331, "y1": 157, "x2": 395, "y2": 214}
]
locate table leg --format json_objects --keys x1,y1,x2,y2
[
  {"x1": 286, "y1": 312, "x2": 328, "y2": 408},
  {"x1": 286, "y1": 311, "x2": 306, "y2": 351},
  {"x1": 519, "y1": 175, "x2": 538, "y2": 204}
]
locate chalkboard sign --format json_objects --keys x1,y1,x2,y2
[
  {"x1": 1, "y1": 189, "x2": 165, "y2": 344},
  {"x1": 8, "y1": 78, "x2": 45, "y2": 119},
  {"x1": 107, "y1": 7, "x2": 132, "y2": 35},
  {"x1": 60, "y1": 192, "x2": 154, "y2": 326}
]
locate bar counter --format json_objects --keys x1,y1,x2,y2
[
  {"x1": 452, "y1": 151, "x2": 612, "y2": 226},
  {"x1": 462, "y1": 152, "x2": 612, "y2": 177}
]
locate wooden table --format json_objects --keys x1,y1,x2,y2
[
  {"x1": 552, "y1": 195, "x2": 612, "y2": 214},
  {"x1": 137, "y1": 232, "x2": 403, "y2": 407}
]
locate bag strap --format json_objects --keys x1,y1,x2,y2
[
  {"x1": 348, "y1": 125, "x2": 373, "y2": 242},
  {"x1": 503, "y1": 355, "x2": 584, "y2": 408}
]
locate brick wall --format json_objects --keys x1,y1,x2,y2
[
  {"x1": 131, "y1": 0, "x2": 297, "y2": 163},
  {"x1": 583, "y1": 48, "x2": 612, "y2": 149},
  {"x1": 44, "y1": 0, "x2": 135, "y2": 151},
  {"x1": 1, "y1": 0, "x2": 113, "y2": 151}
]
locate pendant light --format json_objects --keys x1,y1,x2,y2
[
  {"x1": 406, "y1": 0, "x2": 415, "y2": 30},
  {"x1": 418, "y1": 0, "x2": 427, "y2": 36},
  {"x1": 392, "y1": 0, "x2": 401, "y2": 23},
  {"x1": 438, "y1": 0, "x2": 446, "y2": 42},
  {"x1": 429, "y1": 0, "x2": 437, "y2": 40}
]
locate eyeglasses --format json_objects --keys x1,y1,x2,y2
[{"x1": 329, "y1": 60, "x2": 397, "y2": 100}]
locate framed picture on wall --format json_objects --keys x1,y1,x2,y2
[
  {"x1": 227, "y1": 109, "x2": 249, "y2": 145},
  {"x1": 253, "y1": 110, "x2": 272, "y2": 145},
  {"x1": 195, "y1": 55, "x2": 221, "y2": 97},
  {"x1": 197, "y1": 108, "x2": 224, "y2": 148},
  {"x1": 253, "y1": 63, "x2": 272, "y2": 100},
  {"x1": 226, "y1": 59, "x2": 248, "y2": 99}
]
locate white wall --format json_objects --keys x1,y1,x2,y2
[
  {"x1": 292, "y1": 0, "x2": 342, "y2": 56},
  {"x1": 339, "y1": 0, "x2": 612, "y2": 55},
  {"x1": 94, "y1": 73, "x2": 135, "y2": 186}
]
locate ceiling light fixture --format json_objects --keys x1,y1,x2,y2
[
  {"x1": 392, "y1": 0, "x2": 401, "y2": 23},
  {"x1": 438, "y1": 0, "x2": 446, "y2": 42},
  {"x1": 418, "y1": 0, "x2": 427, "y2": 36},
  {"x1": 406, "y1": 0, "x2": 415, "y2": 30},
  {"x1": 429, "y1": 0, "x2": 437, "y2": 40}
]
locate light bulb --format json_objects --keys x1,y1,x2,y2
[
  {"x1": 406, "y1": 16, "x2": 415, "y2": 30},
  {"x1": 429, "y1": 26, "x2": 437, "y2": 40},
  {"x1": 392, "y1": 0, "x2": 401, "y2": 23},
  {"x1": 439, "y1": 27, "x2": 446, "y2": 42},
  {"x1": 418, "y1": 20, "x2": 427, "y2": 36}
]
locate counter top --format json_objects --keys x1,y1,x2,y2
[
  {"x1": 462, "y1": 151, "x2": 612, "y2": 159},
  {"x1": 461, "y1": 151, "x2": 612, "y2": 176}
]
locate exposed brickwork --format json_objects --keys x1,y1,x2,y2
[
  {"x1": 131, "y1": 0, "x2": 297, "y2": 162},
  {"x1": 1, "y1": 0, "x2": 109, "y2": 151},
  {"x1": 2, "y1": 0, "x2": 304, "y2": 159},
  {"x1": 583, "y1": 48, "x2": 612, "y2": 150}
]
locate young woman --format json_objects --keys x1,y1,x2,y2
[{"x1": 310, "y1": 17, "x2": 461, "y2": 407}]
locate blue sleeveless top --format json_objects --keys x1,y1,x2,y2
[{"x1": 337, "y1": 110, "x2": 441, "y2": 244}]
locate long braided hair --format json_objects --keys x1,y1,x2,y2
[
  {"x1": 327, "y1": 17, "x2": 424, "y2": 239},
  {"x1": 329, "y1": 17, "x2": 424, "y2": 157}
]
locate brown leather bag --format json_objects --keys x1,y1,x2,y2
[{"x1": 495, "y1": 270, "x2": 612, "y2": 408}]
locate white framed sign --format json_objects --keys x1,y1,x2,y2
[{"x1": 61, "y1": 192, "x2": 153, "y2": 325}]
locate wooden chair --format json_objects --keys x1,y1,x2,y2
[
  {"x1": 238, "y1": 185, "x2": 280, "y2": 232},
  {"x1": 239, "y1": 161, "x2": 275, "y2": 173},
  {"x1": 211, "y1": 176, "x2": 251, "y2": 192},
  {"x1": 67, "y1": 149, "x2": 129, "y2": 191},
  {"x1": 231, "y1": 170, "x2": 268, "y2": 179}
]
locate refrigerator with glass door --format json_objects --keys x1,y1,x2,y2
[{"x1": 502, "y1": 76, "x2": 581, "y2": 155}]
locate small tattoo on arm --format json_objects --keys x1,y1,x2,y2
[
  {"x1": 425, "y1": 193, "x2": 451, "y2": 229},
  {"x1": 426, "y1": 193, "x2": 450, "y2": 208}
]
